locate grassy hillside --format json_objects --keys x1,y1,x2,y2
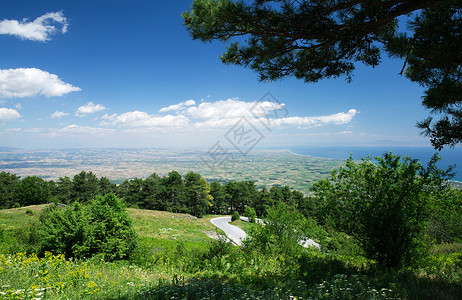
[
  {"x1": 0, "y1": 205, "x2": 225, "y2": 257},
  {"x1": 1, "y1": 205, "x2": 461, "y2": 299}
]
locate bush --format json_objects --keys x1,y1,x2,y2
[
  {"x1": 33, "y1": 193, "x2": 137, "y2": 261},
  {"x1": 244, "y1": 203, "x2": 325, "y2": 258},
  {"x1": 313, "y1": 152, "x2": 454, "y2": 269},
  {"x1": 231, "y1": 211, "x2": 240, "y2": 222},
  {"x1": 243, "y1": 206, "x2": 256, "y2": 223}
]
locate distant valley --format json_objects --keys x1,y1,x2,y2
[{"x1": 0, "y1": 148, "x2": 346, "y2": 194}]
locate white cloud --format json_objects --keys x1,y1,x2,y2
[
  {"x1": 75, "y1": 102, "x2": 106, "y2": 117},
  {"x1": 102, "y1": 111, "x2": 189, "y2": 128},
  {"x1": 24, "y1": 127, "x2": 46, "y2": 133},
  {"x1": 0, "y1": 68, "x2": 81, "y2": 98},
  {"x1": 338, "y1": 130, "x2": 353, "y2": 135},
  {"x1": 15, "y1": 103, "x2": 22, "y2": 110},
  {"x1": 272, "y1": 109, "x2": 357, "y2": 128},
  {"x1": 159, "y1": 100, "x2": 196, "y2": 113},
  {"x1": 102, "y1": 99, "x2": 356, "y2": 132},
  {"x1": 0, "y1": 108, "x2": 21, "y2": 124},
  {"x1": 50, "y1": 111, "x2": 69, "y2": 119},
  {"x1": 5, "y1": 127, "x2": 21, "y2": 132},
  {"x1": 0, "y1": 12, "x2": 68, "y2": 41},
  {"x1": 182, "y1": 98, "x2": 284, "y2": 119},
  {"x1": 50, "y1": 124, "x2": 114, "y2": 137}
]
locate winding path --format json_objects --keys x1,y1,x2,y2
[
  {"x1": 210, "y1": 216, "x2": 321, "y2": 249},
  {"x1": 210, "y1": 216, "x2": 247, "y2": 245}
]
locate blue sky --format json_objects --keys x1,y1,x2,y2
[{"x1": 0, "y1": 0, "x2": 435, "y2": 149}]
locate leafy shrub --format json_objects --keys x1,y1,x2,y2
[
  {"x1": 33, "y1": 194, "x2": 137, "y2": 261},
  {"x1": 244, "y1": 203, "x2": 326, "y2": 258},
  {"x1": 25, "y1": 208, "x2": 34, "y2": 216},
  {"x1": 243, "y1": 206, "x2": 256, "y2": 223},
  {"x1": 313, "y1": 152, "x2": 453, "y2": 269},
  {"x1": 231, "y1": 211, "x2": 240, "y2": 222},
  {"x1": 426, "y1": 188, "x2": 462, "y2": 243}
]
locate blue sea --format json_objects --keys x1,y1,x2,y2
[{"x1": 288, "y1": 146, "x2": 462, "y2": 182}]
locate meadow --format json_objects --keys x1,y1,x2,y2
[{"x1": 1, "y1": 204, "x2": 461, "y2": 299}]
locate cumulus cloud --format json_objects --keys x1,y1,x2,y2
[
  {"x1": 159, "y1": 100, "x2": 196, "y2": 113},
  {"x1": 75, "y1": 102, "x2": 106, "y2": 116},
  {"x1": 0, "y1": 108, "x2": 21, "y2": 124},
  {"x1": 103, "y1": 99, "x2": 356, "y2": 132},
  {"x1": 101, "y1": 111, "x2": 189, "y2": 128},
  {"x1": 0, "y1": 11, "x2": 68, "y2": 41},
  {"x1": 0, "y1": 68, "x2": 81, "y2": 98},
  {"x1": 50, "y1": 111, "x2": 69, "y2": 119}
]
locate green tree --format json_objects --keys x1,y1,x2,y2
[
  {"x1": 210, "y1": 181, "x2": 228, "y2": 214},
  {"x1": 243, "y1": 206, "x2": 257, "y2": 223},
  {"x1": 13, "y1": 176, "x2": 51, "y2": 206},
  {"x1": 184, "y1": 172, "x2": 213, "y2": 217},
  {"x1": 163, "y1": 171, "x2": 187, "y2": 213},
  {"x1": 295, "y1": 192, "x2": 318, "y2": 219},
  {"x1": 71, "y1": 171, "x2": 100, "y2": 202},
  {"x1": 312, "y1": 152, "x2": 454, "y2": 269},
  {"x1": 231, "y1": 210, "x2": 240, "y2": 222},
  {"x1": 117, "y1": 178, "x2": 143, "y2": 207},
  {"x1": 0, "y1": 172, "x2": 20, "y2": 208},
  {"x1": 99, "y1": 176, "x2": 116, "y2": 196},
  {"x1": 254, "y1": 187, "x2": 271, "y2": 216},
  {"x1": 234, "y1": 180, "x2": 258, "y2": 214},
  {"x1": 53, "y1": 176, "x2": 73, "y2": 204},
  {"x1": 244, "y1": 202, "x2": 323, "y2": 257},
  {"x1": 141, "y1": 173, "x2": 165, "y2": 210},
  {"x1": 183, "y1": 0, "x2": 461, "y2": 149},
  {"x1": 224, "y1": 181, "x2": 237, "y2": 212},
  {"x1": 269, "y1": 186, "x2": 283, "y2": 206}
]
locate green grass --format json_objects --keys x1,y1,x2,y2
[
  {"x1": 128, "y1": 209, "x2": 223, "y2": 244},
  {"x1": 1, "y1": 205, "x2": 462, "y2": 299},
  {"x1": 229, "y1": 219, "x2": 255, "y2": 233}
]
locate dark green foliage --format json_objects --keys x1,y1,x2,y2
[
  {"x1": 184, "y1": 172, "x2": 213, "y2": 218},
  {"x1": 254, "y1": 187, "x2": 271, "y2": 216},
  {"x1": 117, "y1": 178, "x2": 145, "y2": 207},
  {"x1": 225, "y1": 180, "x2": 257, "y2": 214},
  {"x1": 385, "y1": 1, "x2": 462, "y2": 149},
  {"x1": 141, "y1": 173, "x2": 165, "y2": 210},
  {"x1": 231, "y1": 211, "x2": 240, "y2": 222},
  {"x1": 71, "y1": 171, "x2": 100, "y2": 202},
  {"x1": 0, "y1": 171, "x2": 20, "y2": 208},
  {"x1": 313, "y1": 152, "x2": 454, "y2": 269},
  {"x1": 163, "y1": 171, "x2": 187, "y2": 213},
  {"x1": 34, "y1": 194, "x2": 137, "y2": 261},
  {"x1": 210, "y1": 181, "x2": 228, "y2": 214},
  {"x1": 183, "y1": 0, "x2": 461, "y2": 149},
  {"x1": 52, "y1": 176, "x2": 73, "y2": 204},
  {"x1": 99, "y1": 176, "x2": 116, "y2": 195},
  {"x1": 13, "y1": 176, "x2": 51, "y2": 206}
]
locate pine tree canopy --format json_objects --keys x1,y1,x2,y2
[{"x1": 182, "y1": 0, "x2": 462, "y2": 149}]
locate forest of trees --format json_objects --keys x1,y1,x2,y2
[{"x1": 0, "y1": 170, "x2": 317, "y2": 218}]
